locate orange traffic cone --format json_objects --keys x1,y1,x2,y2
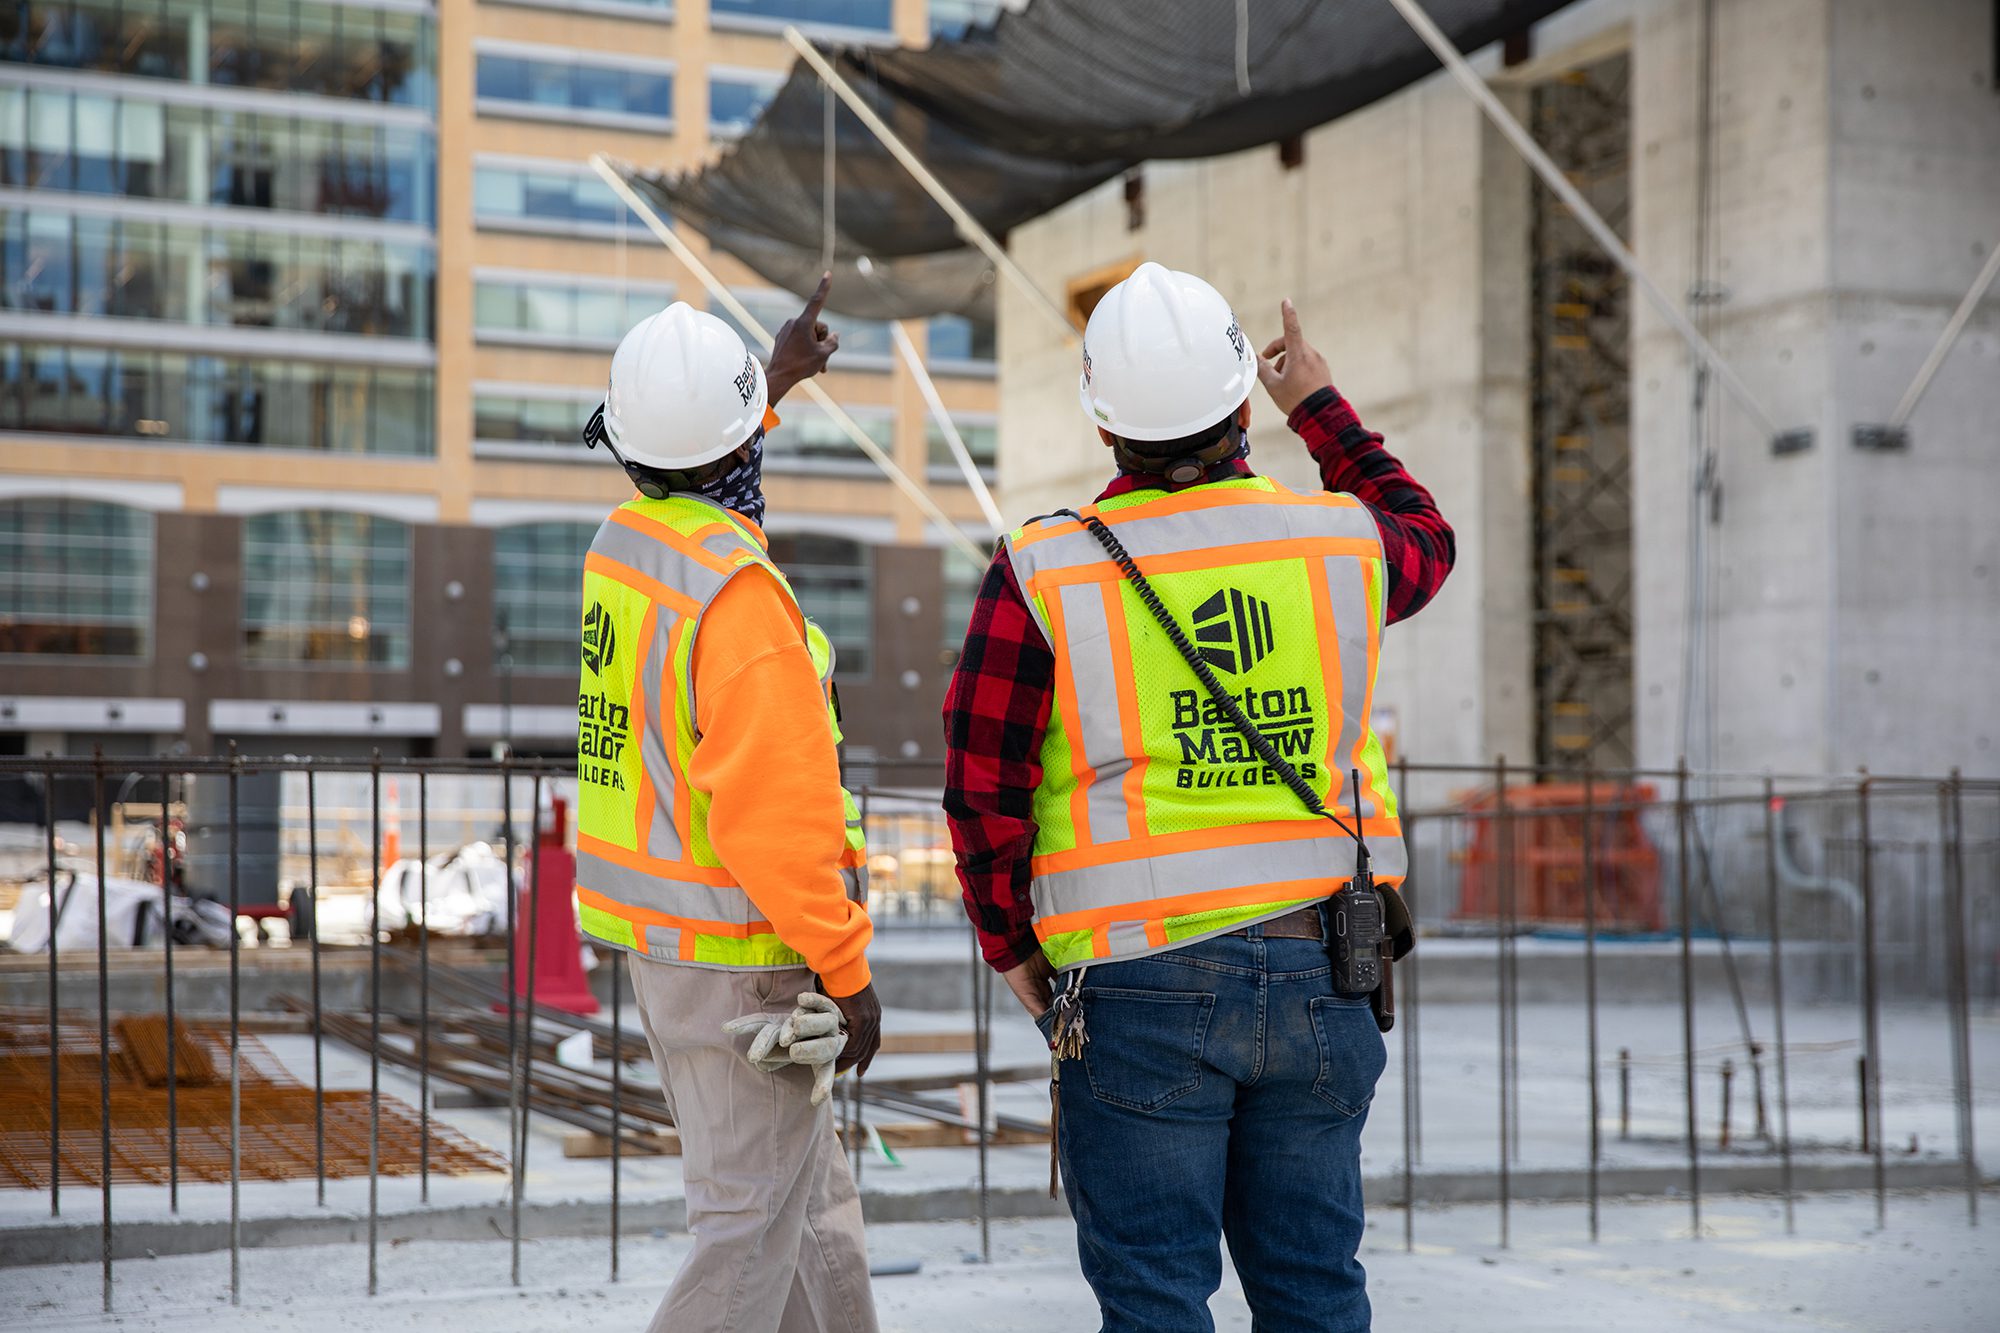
[{"x1": 513, "y1": 794, "x2": 598, "y2": 1016}]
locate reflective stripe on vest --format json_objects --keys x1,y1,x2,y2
[
  {"x1": 1003, "y1": 476, "x2": 1405, "y2": 971},
  {"x1": 576, "y1": 494, "x2": 866, "y2": 969}
]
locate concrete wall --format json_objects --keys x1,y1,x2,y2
[
  {"x1": 996, "y1": 0, "x2": 2000, "y2": 782},
  {"x1": 999, "y1": 65, "x2": 1542, "y2": 786}
]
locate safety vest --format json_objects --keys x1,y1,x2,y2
[
  {"x1": 574, "y1": 494, "x2": 867, "y2": 969},
  {"x1": 1003, "y1": 476, "x2": 1406, "y2": 971}
]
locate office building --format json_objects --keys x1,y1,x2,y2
[{"x1": 2, "y1": 0, "x2": 999, "y2": 776}]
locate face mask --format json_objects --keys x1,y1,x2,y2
[{"x1": 694, "y1": 429, "x2": 766, "y2": 525}]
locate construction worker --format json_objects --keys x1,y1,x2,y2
[
  {"x1": 576, "y1": 277, "x2": 881, "y2": 1333},
  {"x1": 943, "y1": 263, "x2": 1455, "y2": 1332}
]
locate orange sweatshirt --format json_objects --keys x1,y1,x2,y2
[{"x1": 683, "y1": 533, "x2": 874, "y2": 996}]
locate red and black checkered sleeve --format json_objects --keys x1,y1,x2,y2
[
  {"x1": 1290, "y1": 387, "x2": 1456, "y2": 625},
  {"x1": 942, "y1": 545, "x2": 1055, "y2": 972}
]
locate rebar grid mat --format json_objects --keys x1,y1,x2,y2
[
  {"x1": 0, "y1": 1010, "x2": 505, "y2": 1189},
  {"x1": 114, "y1": 1014, "x2": 219, "y2": 1086}
]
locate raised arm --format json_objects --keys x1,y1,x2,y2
[{"x1": 1257, "y1": 299, "x2": 1457, "y2": 625}]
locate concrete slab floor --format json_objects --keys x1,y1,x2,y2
[
  {"x1": 3, "y1": 996, "x2": 1992, "y2": 1241},
  {"x1": 4, "y1": 1192, "x2": 1994, "y2": 1331}
]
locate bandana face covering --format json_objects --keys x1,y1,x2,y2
[{"x1": 695, "y1": 429, "x2": 767, "y2": 525}]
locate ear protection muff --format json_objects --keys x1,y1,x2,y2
[{"x1": 1115, "y1": 421, "x2": 1246, "y2": 486}]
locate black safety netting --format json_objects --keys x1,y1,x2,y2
[{"x1": 618, "y1": 0, "x2": 1574, "y2": 320}]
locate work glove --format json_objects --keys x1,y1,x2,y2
[{"x1": 722, "y1": 992, "x2": 847, "y2": 1105}]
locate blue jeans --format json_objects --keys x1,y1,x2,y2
[{"x1": 1036, "y1": 926, "x2": 1385, "y2": 1333}]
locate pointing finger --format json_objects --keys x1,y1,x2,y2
[
  {"x1": 803, "y1": 271, "x2": 832, "y2": 321},
  {"x1": 1280, "y1": 298, "x2": 1302, "y2": 345}
]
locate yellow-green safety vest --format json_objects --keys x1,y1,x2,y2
[
  {"x1": 1002, "y1": 476, "x2": 1405, "y2": 971},
  {"x1": 574, "y1": 493, "x2": 867, "y2": 969}
]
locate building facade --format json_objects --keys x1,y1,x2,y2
[{"x1": 2, "y1": 0, "x2": 1000, "y2": 776}]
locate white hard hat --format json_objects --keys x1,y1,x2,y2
[
  {"x1": 1077, "y1": 262, "x2": 1255, "y2": 441},
  {"x1": 602, "y1": 302, "x2": 767, "y2": 470}
]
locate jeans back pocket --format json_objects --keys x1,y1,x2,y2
[
  {"x1": 1308, "y1": 995, "x2": 1387, "y2": 1118},
  {"x1": 1078, "y1": 988, "x2": 1216, "y2": 1114}
]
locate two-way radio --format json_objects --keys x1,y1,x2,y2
[{"x1": 1326, "y1": 767, "x2": 1385, "y2": 996}]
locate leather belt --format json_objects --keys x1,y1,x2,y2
[{"x1": 1228, "y1": 904, "x2": 1324, "y2": 940}]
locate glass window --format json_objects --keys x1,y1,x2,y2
[
  {"x1": 370, "y1": 367, "x2": 430, "y2": 456},
  {"x1": 474, "y1": 393, "x2": 591, "y2": 449},
  {"x1": 927, "y1": 313, "x2": 995, "y2": 364},
  {"x1": 710, "y1": 76, "x2": 779, "y2": 135},
  {"x1": 762, "y1": 401, "x2": 890, "y2": 467},
  {"x1": 0, "y1": 498, "x2": 153, "y2": 657},
  {"x1": 766, "y1": 533, "x2": 872, "y2": 676},
  {"x1": 1, "y1": 207, "x2": 433, "y2": 338},
  {"x1": 0, "y1": 86, "x2": 435, "y2": 221},
  {"x1": 474, "y1": 276, "x2": 671, "y2": 346},
  {"x1": 209, "y1": 0, "x2": 432, "y2": 105},
  {"x1": 928, "y1": 0, "x2": 1009, "y2": 37},
  {"x1": 0, "y1": 341, "x2": 434, "y2": 453},
  {"x1": 493, "y1": 521, "x2": 596, "y2": 674},
  {"x1": 925, "y1": 418, "x2": 997, "y2": 474},
  {"x1": 473, "y1": 162, "x2": 627, "y2": 231},
  {"x1": 710, "y1": 0, "x2": 891, "y2": 32},
  {"x1": 477, "y1": 51, "x2": 672, "y2": 122},
  {"x1": 242, "y1": 509, "x2": 409, "y2": 666}
]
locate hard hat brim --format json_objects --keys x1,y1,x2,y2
[{"x1": 1077, "y1": 366, "x2": 1254, "y2": 442}]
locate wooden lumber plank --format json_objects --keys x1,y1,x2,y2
[{"x1": 560, "y1": 1120, "x2": 1050, "y2": 1159}]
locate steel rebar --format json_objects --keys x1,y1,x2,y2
[
  {"x1": 161, "y1": 770, "x2": 178, "y2": 1212},
  {"x1": 46, "y1": 761, "x2": 60, "y2": 1219},
  {"x1": 1763, "y1": 777, "x2": 1796, "y2": 1232},
  {"x1": 1583, "y1": 766, "x2": 1601, "y2": 1242},
  {"x1": 1618, "y1": 1048, "x2": 1630, "y2": 1140},
  {"x1": 308, "y1": 767, "x2": 324, "y2": 1207},
  {"x1": 974, "y1": 931, "x2": 992, "y2": 1264},
  {"x1": 502, "y1": 754, "x2": 519, "y2": 1286},
  {"x1": 418, "y1": 769, "x2": 430, "y2": 1202},
  {"x1": 95, "y1": 751, "x2": 112, "y2": 1312},
  {"x1": 368, "y1": 753, "x2": 382, "y2": 1295},
  {"x1": 1399, "y1": 755, "x2": 1416, "y2": 1252},
  {"x1": 611, "y1": 948, "x2": 623, "y2": 1282},
  {"x1": 1405, "y1": 763, "x2": 1422, "y2": 1166},
  {"x1": 227, "y1": 749, "x2": 241, "y2": 1305},
  {"x1": 1857, "y1": 776, "x2": 1886, "y2": 1229},
  {"x1": 1940, "y1": 772, "x2": 1978, "y2": 1226},
  {"x1": 1494, "y1": 756, "x2": 1511, "y2": 1248},
  {"x1": 514, "y1": 775, "x2": 545, "y2": 1288},
  {"x1": 1719, "y1": 1058, "x2": 1734, "y2": 1150},
  {"x1": 1676, "y1": 758, "x2": 1700, "y2": 1237}
]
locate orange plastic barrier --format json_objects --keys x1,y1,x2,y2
[{"x1": 1452, "y1": 782, "x2": 1663, "y2": 932}]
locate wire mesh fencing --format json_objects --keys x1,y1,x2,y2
[{"x1": 0, "y1": 751, "x2": 1990, "y2": 1311}]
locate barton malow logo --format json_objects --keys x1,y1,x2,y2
[
  {"x1": 582, "y1": 601, "x2": 618, "y2": 676},
  {"x1": 1192, "y1": 587, "x2": 1274, "y2": 675}
]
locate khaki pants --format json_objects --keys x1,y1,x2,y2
[{"x1": 629, "y1": 956, "x2": 878, "y2": 1333}]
